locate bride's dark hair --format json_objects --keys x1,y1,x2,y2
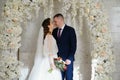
[{"x1": 42, "y1": 18, "x2": 51, "y2": 39}]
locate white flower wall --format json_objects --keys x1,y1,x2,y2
[{"x1": 0, "y1": 0, "x2": 115, "y2": 80}]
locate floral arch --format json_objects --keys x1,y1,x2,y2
[{"x1": 0, "y1": 0, "x2": 115, "y2": 80}]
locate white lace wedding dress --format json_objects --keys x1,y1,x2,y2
[{"x1": 28, "y1": 34, "x2": 62, "y2": 80}]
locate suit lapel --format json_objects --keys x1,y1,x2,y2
[{"x1": 55, "y1": 28, "x2": 58, "y2": 39}]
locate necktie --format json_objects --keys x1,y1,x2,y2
[{"x1": 57, "y1": 28, "x2": 62, "y2": 38}]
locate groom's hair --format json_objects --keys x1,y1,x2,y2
[{"x1": 53, "y1": 13, "x2": 64, "y2": 19}]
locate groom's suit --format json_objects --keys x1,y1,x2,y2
[{"x1": 53, "y1": 25, "x2": 77, "y2": 80}]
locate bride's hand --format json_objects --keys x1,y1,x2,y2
[{"x1": 50, "y1": 63, "x2": 56, "y2": 69}]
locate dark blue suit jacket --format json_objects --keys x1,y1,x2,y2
[{"x1": 52, "y1": 25, "x2": 77, "y2": 61}]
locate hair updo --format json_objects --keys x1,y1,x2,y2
[{"x1": 42, "y1": 18, "x2": 51, "y2": 39}]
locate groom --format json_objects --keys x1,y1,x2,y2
[{"x1": 52, "y1": 13, "x2": 77, "y2": 80}]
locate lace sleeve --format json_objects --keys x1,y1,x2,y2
[{"x1": 43, "y1": 34, "x2": 54, "y2": 64}]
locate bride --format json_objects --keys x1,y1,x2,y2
[{"x1": 28, "y1": 18, "x2": 62, "y2": 80}]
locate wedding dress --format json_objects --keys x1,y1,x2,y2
[{"x1": 28, "y1": 27, "x2": 62, "y2": 80}]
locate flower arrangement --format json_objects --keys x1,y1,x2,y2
[
  {"x1": 48, "y1": 57, "x2": 67, "y2": 73},
  {"x1": 0, "y1": 52, "x2": 23, "y2": 80},
  {"x1": 54, "y1": 57, "x2": 67, "y2": 71},
  {"x1": 0, "y1": 0, "x2": 115, "y2": 80},
  {"x1": 0, "y1": 0, "x2": 40, "y2": 50},
  {"x1": 84, "y1": 1, "x2": 115, "y2": 80}
]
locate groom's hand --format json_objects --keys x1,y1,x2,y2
[{"x1": 65, "y1": 59, "x2": 71, "y2": 65}]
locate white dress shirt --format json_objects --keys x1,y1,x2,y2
[{"x1": 58, "y1": 24, "x2": 65, "y2": 36}]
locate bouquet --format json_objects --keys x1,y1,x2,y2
[
  {"x1": 54, "y1": 57, "x2": 67, "y2": 71},
  {"x1": 48, "y1": 57, "x2": 67, "y2": 73}
]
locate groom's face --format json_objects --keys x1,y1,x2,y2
[{"x1": 53, "y1": 17, "x2": 61, "y2": 28}]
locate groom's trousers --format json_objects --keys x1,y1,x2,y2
[{"x1": 61, "y1": 61, "x2": 73, "y2": 80}]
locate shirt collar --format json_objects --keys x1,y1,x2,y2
[{"x1": 60, "y1": 24, "x2": 65, "y2": 30}]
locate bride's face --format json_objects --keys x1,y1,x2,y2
[{"x1": 48, "y1": 20, "x2": 54, "y2": 30}]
